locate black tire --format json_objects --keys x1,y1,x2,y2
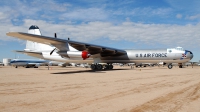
[
  {"x1": 96, "y1": 64, "x2": 103, "y2": 70},
  {"x1": 104, "y1": 65, "x2": 109, "y2": 70},
  {"x1": 179, "y1": 65, "x2": 182, "y2": 68},
  {"x1": 108, "y1": 65, "x2": 113, "y2": 69},
  {"x1": 91, "y1": 64, "x2": 96, "y2": 70},
  {"x1": 168, "y1": 64, "x2": 173, "y2": 69}
]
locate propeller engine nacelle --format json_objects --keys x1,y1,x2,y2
[
  {"x1": 82, "y1": 51, "x2": 90, "y2": 60},
  {"x1": 57, "y1": 51, "x2": 91, "y2": 60}
]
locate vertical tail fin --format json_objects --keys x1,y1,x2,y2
[
  {"x1": 28, "y1": 25, "x2": 42, "y2": 35},
  {"x1": 25, "y1": 25, "x2": 53, "y2": 51}
]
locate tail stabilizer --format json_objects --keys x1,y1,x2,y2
[
  {"x1": 25, "y1": 25, "x2": 53, "y2": 51},
  {"x1": 28, "y1": 25, "x2": 42, "y2": 35},
  {"x1": 14, "y1": 50, "x2": 44, "y2": 59}
]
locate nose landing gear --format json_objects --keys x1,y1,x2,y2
[{"x1": 168, "y1": 64, "x2": 173, "y2": 69}]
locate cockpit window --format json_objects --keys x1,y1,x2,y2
[
  {"x1": 175, "y1": 47, "x2": 184, "y2": 51},
  {"x1": 168, "y1": 47, "x2": 184, "y2": 52},
  {"x1": 185, "y1": 50, "x2": 192, "y2": 54}
]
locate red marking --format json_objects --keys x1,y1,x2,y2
[
  {"x1": 182, "y1": 54, "x2": 186, "y2": 58},
  {"x1": 82, "y1": 51, "x2": 90, "y2": 60}
]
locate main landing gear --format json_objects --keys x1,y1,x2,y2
[
  {"x1": 91, "y1": 63, "x2": 113, "y2": 70},
  {"x1": 167, "y1": 63, "x2": 183, "y2": 69}
]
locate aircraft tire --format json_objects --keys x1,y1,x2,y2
[
  {"x1": 109, "y1": 65, "x2": 113, "y2": 69},
  {"x1": 91, "y1": 64, "x2": 96, "y2": 70},
  {"x1": 168, "y1": 64, "x2": 173, "y2": 69},
  {"x1": 179, "y1": 65, "x2": 182, "y2": 68},
  {"x1": 96, "y1": 64, "x2": 103, "y2": 70},
  {"x1": 104, "y1": 65, "x2": 109, "y2": 70}
]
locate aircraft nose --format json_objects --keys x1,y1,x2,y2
[
  {"x1": 187, "y1": 50, "x2": 193, "y2": 60},
  {"x1": 190, "y1": 51, "x2": 193, "y2": 59}
]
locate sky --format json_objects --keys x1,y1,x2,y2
[{"x1": 0, "y1": 0, "x2": 200, "y2": 62}]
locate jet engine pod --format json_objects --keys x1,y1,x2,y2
[{"x1": 82, "y1": 51, "x2": 90, "y2": 60}]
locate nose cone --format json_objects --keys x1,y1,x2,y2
[
  {"x1": 187, "y1": 50, "x2": 193, "y2": 60},
  {"x1": 189, "y1": 51, "x2": 193, "y2": 60}
]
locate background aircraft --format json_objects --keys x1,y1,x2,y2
[
  {"x1": 48, "y1": 61, "x2": 66, "y2": 67},
  {"x1": 6, "y1": 25, "x2": 193, "y2": 70},
  {"x1": 0, "y1": 62, "x2": 4, "y2": 66},
  {"x1": 10, "y1": 59, "x2": 49, "y2": 68}
]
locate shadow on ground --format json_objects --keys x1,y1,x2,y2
[{"x1": 52, "y1": 69, "x2": 131, "y2": 74}]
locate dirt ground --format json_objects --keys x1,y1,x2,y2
[{"x1": 0, "y1": 65, "x2": 200, "y2": 112}]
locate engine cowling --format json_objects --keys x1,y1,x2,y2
[
  {"x1": 56, "y1": 51, "x2": 90, "y2": 60},
  {"x1": 82, "y1": 51, "x2": 90, "y2": 60}
]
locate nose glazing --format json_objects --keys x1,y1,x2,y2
[
  {"x1": 190, "y1": 51, "x2": 193, "y2": 59},
  {"x1": 187, "y1": 50, "x2": 193, "y2": 60}
]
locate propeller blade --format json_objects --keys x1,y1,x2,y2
[
  {"x1": 54, "y1": 33, "x2": 57, "y2": 38},
  {"x1": 50, "y1": 48, "x2": 56, "y2": 55}
]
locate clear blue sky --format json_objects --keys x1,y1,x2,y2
[{"x1": 0, "y1": 0, "x2": 199, "y2": 62}]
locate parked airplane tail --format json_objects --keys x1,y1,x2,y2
[
  {"x1": 25, "y1": 25, "x2": 53, "y2": 51},
  {"x1": 28, "y1": 25, "x2": 42, "y2": 35}
]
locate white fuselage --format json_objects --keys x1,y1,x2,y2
[{"x1": 25, "y1": 46, "x2": 193, "y2": 65}]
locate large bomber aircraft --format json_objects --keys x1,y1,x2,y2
[{"x1": 6, "y1": 25, "x2": 193, "y2": 70}]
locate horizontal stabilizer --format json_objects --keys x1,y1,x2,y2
[{"x1": 14, "y1": 50, "x2": 43, "y2": 59}]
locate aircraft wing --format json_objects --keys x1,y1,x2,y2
[
  {"x1": 14, "y1": 50, "x2": 42, "y2": 55},
  {"x1": 7, "y1": 32, "x2": 127, "y2": 57}
]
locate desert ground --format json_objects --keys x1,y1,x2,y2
[{"x1": 0, "y1": 65, "x2": 200, "y2": 112}]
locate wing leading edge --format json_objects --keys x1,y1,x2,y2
[{"x1": 7, "y1": 32, "x2": 127, "y2": 57}]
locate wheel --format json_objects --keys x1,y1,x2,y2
[
  {"x1": 168, "y1": 64, "x2": 173, "y2": 69},
  {"x1": 91, "y1": 64, "x2": 96, "y2": 70},
  {"x1": 104, "y1": 65, "x2": 109, "y2": 70},
  {"x1": 108, "y1": 65, "x2": 113, "y2": 69},
  {"x1": 15, "y1": 66, "x2": 18, "y2": 68},
  {"x1": 179, "y1": 65, "x2": 182, "y2": 68},
  {"x1": 96, "y1": 64, "x2": 103, "y2": 70}
]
